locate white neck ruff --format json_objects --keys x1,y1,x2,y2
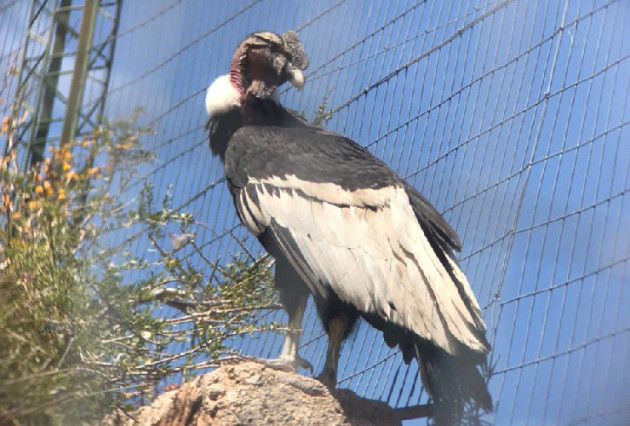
[
  {"x1": 204, "y1": 74, "x2": 282, "y2": 117},
  {"x1": 205, "y1": 74, "x2": 241, "y2": 117}
]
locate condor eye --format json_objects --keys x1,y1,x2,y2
[{"x1": 273, "y1": 55, "x2": 287, "y2": 69}]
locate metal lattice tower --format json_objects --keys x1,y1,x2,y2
[{"x1": 8, "y1": 0, "x2": 122, "y2": 169}]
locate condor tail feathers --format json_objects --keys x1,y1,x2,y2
[{"x1": 415, "y1": 341, "x2": 492, "y2": 426}]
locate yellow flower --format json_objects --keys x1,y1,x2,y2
[
  {"x1": 66, "y1": 171, "x2": 78, "y2": 182},
  {"x1": 43, "y1": 180, "x2": 53, "y2": 197},
  {"x1": 1, "y1": 117, "x2": 11, "y2": 134},
  {"x1": 81, "y1": 139, "x2": 93, "y2": 148},
  {"x1": 57, "y1": 189, "x2": 66, "y2": 201},
  {"x1": 34, "y1": 185, "x2": 44, "y2": 195},
  {"x1": 2, "y1": 193, "x2": 11, "y2": 210},
  {"x1": 27, "y1": 200, "x2": 40, "y2": 211},
  {"x1": 62, "y1": 163, "x2": 71, "y2": 172},
  {"x1": 87, "y1": 167, "x2": 99, "y2": 177}
]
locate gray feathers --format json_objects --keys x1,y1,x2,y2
[
  {"x1": 224, "y1": 125, "x2": 489, "y2": 356},
  {"x1": 207, "y1": 30, "x2": 491, "y2": 419}
]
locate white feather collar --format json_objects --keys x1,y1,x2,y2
[{"x1": 205, "y1": 74, "x2": 241, "y2": 117}]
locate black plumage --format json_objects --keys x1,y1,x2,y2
[{"x1": 205, "y1": 31, "x2": 492, "y2": 424}]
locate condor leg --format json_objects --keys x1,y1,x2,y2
[
  {"x1": 316, "y1": 302, "x2": 358, "y2": 387},
  {"x1": 261, "y1": 258, "x2": 312, "y2": 372}
]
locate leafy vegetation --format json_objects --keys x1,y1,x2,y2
[{"x1": 0, "y1": 109, "x2": 277, "y2": 424}]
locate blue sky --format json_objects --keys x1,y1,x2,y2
[
  {"x1": 2, "y1": 0, "x2": 628, "y2": 424},
  {"x1": 104, "y1": 1, "x2": 629, "y2": 424}
]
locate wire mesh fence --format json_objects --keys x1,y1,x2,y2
[
  {"x1": 0, "y1": 0, "x2": 30, "y2": 122},
  {"x1": 2, "y1": 0, "x2": 629, "y2": 424}
]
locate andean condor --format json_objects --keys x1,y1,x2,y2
[{"x1": 205, "y1": 31, "x2": 492, "y2": 424}]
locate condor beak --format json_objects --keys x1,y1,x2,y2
[{"x1": 286, "y1": 64, "x2": 305, "y2": 90}]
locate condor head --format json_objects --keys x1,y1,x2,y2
[
  {"x1": 233, "y1": 31, "x2": 308, "y2": 97},
  {"x1": 205, "y1": 31, "x2": 308, "y2": 117}
]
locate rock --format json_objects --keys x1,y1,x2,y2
[
  {"x1": 243, "y1": 373, "x2": 261, "y2": 386},
  {"x1": 205, "y1": 383, "x2": 225, "y2": 400},
  {"x1": 101, "y1": 361, "x2": 404, "y2": 426}
]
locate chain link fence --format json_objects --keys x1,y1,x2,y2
[{"x1": 2, "y1": 0, "x2": 628, "y2": 424}]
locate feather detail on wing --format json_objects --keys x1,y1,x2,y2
[
  {"x1": 232, "y1": 174, "x2": 488, "y2": 356},
  {"x1": 405, "y1": 184, "x2": 462, "y2": 253}
]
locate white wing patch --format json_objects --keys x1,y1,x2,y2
[
  {"x1": 251, "y1": 174, "x2": 396, "y2": 207},
  {"x1": 237, "y1": 175, "x2": 487, "y2": 356}
]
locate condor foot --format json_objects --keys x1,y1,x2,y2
[{"x1": 316, "y1": 369, "x2": 337, "y2": 388}]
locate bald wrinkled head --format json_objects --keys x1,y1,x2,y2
[{"x1": 231, "y1": 31, "x2": 309, "y2": 99}]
